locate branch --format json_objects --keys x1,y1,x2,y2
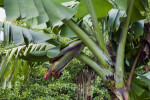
[
  {"x1": 86, "y1": 0, "x2": 109, "y2": 55},
  {"x1": 115, "y1": 0, "x2": 135, "y2": 88},
  {"x1": 76, "y1": 52, "x2": 113, "y2": 83},
  {"x1": 62, "y1": 19, "x2": 114, "y2": 72},
  {"x1": 126, "y1": 44, "x2": 143, "y2": 91}
]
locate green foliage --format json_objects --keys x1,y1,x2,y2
[
  {"x1": 0, "y1": 22, "x2": 51, "y2": 46},
  {"x1": 0, "y1": 0, "x2": 150, "y2": 99},
  {"x1": 4, "y1": 0, "x2": 76, "y2": 26},
  {"x1": 0, "y1": 58, "x2": 109, "y2": 99},
  {"x1": 75, "y1": 0, "x2": 113, "y2": 18}
]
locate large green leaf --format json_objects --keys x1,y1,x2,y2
[
  {"x1": 24, "y1": 0, "x2": 39, "y2": 19},
  {"x1": 139, "y1": 76, "x2": 150, "y2": 90},
  {"x1": 139, "y1": 0, "x2": 149, "y2": 9},
  {"x1": 130, "y1": 20, "x2": 144, "y2": 38},
  {"x1": 130, "y1": 6, "x2": 145, "y2": 22},
  {"x1": 1, "y1": 22, "x2": 51, "y2": 46},
  {"x1": 4, "y1": 0, "x2": 76, "y2": 26},
  {"x1": 33, "y1": 0, "x2": 49, "y2": 24},
  {"x1": 46, "y1": 47, "x2": 60, "y2": 58},
  {"x1": 115, "y1": 0, "x2": 129, "y2": 11},
  {"x1": 134, "y1": 0, "x2": 146, "y2": 11},
  {"x1": 11, "y1": 25, "x2": 24, "y2": 46},
  {"x1": 115, "y1": 0, "x2": 148, "y2": 11},
  {"x1": 54, "y1": 2, "x2": 76, "y2": 19},
  {"x1": 60, "y1": 24, "x2": 77, "y2": 38},
  {"x1": 131, "y1": 82, "x2": 145, "y2": 96},
  {"x1": 4, "y1": 0, "x2": 20, "y2": 21},
  {"x1": 17, "y1": 0, "x2": 26, "y2": 18},
  {"x1": 29, "y1": 30, "x2": 50, "y2": 44},
  {"x1": 115, "y1": 0, "x2": 146, "y2": 22},
  {"x1": 42, "y1": 0, "x2": 75, "y2": 26},
  {"x1": 75, "y1": 0, "x2": 113, "y2": 18}
]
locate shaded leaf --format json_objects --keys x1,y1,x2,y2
[
  {"x1": 131, "y1": 81, "x2": 145, "y2": 96},
  {"x1": 134, "y1": 0, "x2": 146, "y2": 11},
  {"x1": 131, "y1": 20, "x2": 144, "y2": 38},
  {"x1": 139, "y1": 75, "x2": 150, "y2": 90},
  {"x1": 130, "y1": 6, "x2": 145, "y2": 22},
  {"x1": 139, "y1": 0, "x2": 149, "y2": 9}
]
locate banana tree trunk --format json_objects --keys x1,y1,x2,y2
[{"x1": 113, "y1": 88, "x2": 129, "y2": 100}]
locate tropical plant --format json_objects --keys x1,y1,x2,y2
[{"x1": 0, "y1": 0, "x2": 150, "y2": 99}]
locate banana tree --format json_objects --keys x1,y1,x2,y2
[{"x1": 0, "y1": 0, "x2": 150, "y2": 99}]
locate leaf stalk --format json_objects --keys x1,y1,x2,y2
[
  {"x1": 85, "y1": 0, "x2": 109, "y2": 55},
  {"x1": 115, "y1": 0, "x2": 135, "y2": 88}
]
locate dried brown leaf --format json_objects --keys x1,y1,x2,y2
[{"x1": 144, "y1": 65, "x2": 150, "y2": 72}]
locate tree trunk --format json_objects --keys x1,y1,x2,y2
[{"x1": 113, "y1": 87, "x2": 129, "y2": 100}]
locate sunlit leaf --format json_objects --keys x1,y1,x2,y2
[
  {"x1": 75, "y1": 0, "x2": 113, "y2": 18},
  {"x1": 130, "y1": 6, "x2": 145, "y2": 22},
  {"x1": 60, "y1": 24, "x2": 77, "y2": 38}
]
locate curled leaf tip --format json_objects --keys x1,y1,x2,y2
[{"x1": 44, "y1": 70, "x2": 51, "y2": 79}]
